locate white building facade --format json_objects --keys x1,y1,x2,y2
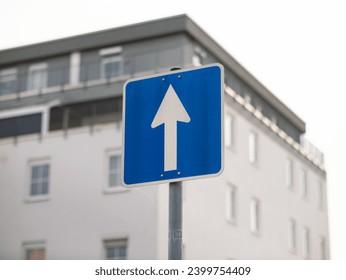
[{"x1": 0, "y1": 15, "x2": 328, "y2": 260}]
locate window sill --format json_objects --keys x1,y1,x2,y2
[
  {"x1": 103, "y1": 186, "x2": 129, "y2": 194},
  {"x1": 289, "y1": 248, "x2": 297, "y2": 255},
  {"x1": 25, "y1": 195, "x2": 50, "y2": 203},
  {"x1": 250, "y1": 230, "x2": 261, "y2": 237},
  {"x1": 226, "y1": 218, "x2": 237, "y2": 225}
]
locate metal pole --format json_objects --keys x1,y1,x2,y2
[
  {"x1": 168, "y1": 66, "x2": 183, "y2": 260},
  {"x1": 169, "y1": 181, "x2": 183, "y2": 260}
]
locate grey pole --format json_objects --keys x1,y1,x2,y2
[
  {"x1": 168, "y1": 67, "x2": 183, "y2": 260},
  {"x1": 168, "y1": 66, "x2": 183, "y2": 260},
  {"x1": 169, "y1": 181, "x2": 183, "y2": 260}
]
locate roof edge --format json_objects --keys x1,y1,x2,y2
[{"x1": 0, "y1": 14, "x2": 188, "y2": 65}]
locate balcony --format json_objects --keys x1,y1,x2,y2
[{"x1": 0, "y1": 48, "x2": 185, "y2": 103}]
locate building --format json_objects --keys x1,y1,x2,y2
[{"x1": 0, "y1": 15, "x2": 329, "y2": 260}]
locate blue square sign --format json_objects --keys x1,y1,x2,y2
[{"x1": 122, "y1": 63, "x2": 224, "y2": 186}]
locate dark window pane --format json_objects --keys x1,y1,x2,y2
[
  {"x1": 31, "y1": 183, "x2": 39, "y2": 196},
  {"x1": 31, "y1": 166, "x2": 40, "y2": 180},
  {"x1": 41, "y1": 182, "x2": 49, "y2": 195},
  {"x1": 0, "y1": 113, "x2": 41, "y2": 139},
  {"x1": 42, "y1": 164, "x2": 49, "y2": 179}
]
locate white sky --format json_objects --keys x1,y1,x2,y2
[{"x1": 1, "y1": 0, "x2": 346, "y2": 259}]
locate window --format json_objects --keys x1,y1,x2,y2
[
  {"x1": 288, "y1": 219, "x2": 297, "y2": 253},
  {"x1": 108, "y1": 154, "x2": 122, "y2": 188},
  {"x1": 302, "y1": 227, "x2": 310, "y2": 258},
  {"x1": 300, "y1": 169, "x2": 308, "y2": 199},
  {"x1": 99, "y1": 47, "x2": 123, "y2": 79},
  {"x1": 30, "y1": 162, "x2": 50, "y2": 197},
  {"x1": 224, "y1": 113, "x2": 233, "y2": 148},
  {"x1": 249, "y1": 131, "x2": 257, "y2": 164},
  {"x1": 285, "y1": 159, "x2": 293, "y2": 190},
  {"x1": 318, "y1": 182, "x2": 324, "y2": 210},
  {"x1": 0, "y1": 68, "x2": 17, "y2": 95},
  {"x1": 27, "y1": 63, "x2": 47, "y2": 91},
  {"x1": 250, "y1": 198, "x2": 260, "y2": 234},
  {"x1": 225, "y1": 184, "x2": 236, "y2": 223},
  {"x1": 0, "y1": 113, "x2": 42, "y2": 139},
  {"x1": 101, "y1": 55, "x2": 123, "y2": 79},
  {"x1": 49, "y1": 97, "x2": 122, "y2": 132},
  {"x1": 23, "y1": 242, "x2": 45, "y2": 260},
  {"x1": 104, "y1": 239, "x2": 127, "y2": 260},
  {"x1": 320, "y1": 237, "x2": 327, "y2": 260}
]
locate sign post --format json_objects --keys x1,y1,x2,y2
[
  {"x1": 122, "y1": 63, "x2": 224, "y2": 259},
  {"x1": 168, "y1": 181, "x2": 182, "y2": 260},
  {"x1": 167, "y1": 67, "x2": 183, "y2": 260}
]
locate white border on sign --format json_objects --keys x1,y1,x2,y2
[{"x1": 121, "y1": 63, "x2": 225, "y2": 187}]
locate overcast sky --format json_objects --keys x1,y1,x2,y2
[{"x1": 1, "y1": 0, "x2": 346, "y2": 259}]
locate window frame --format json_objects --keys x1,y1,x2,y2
[
  {"x1": 285, "y1": 159, "x2": 293, "y2": 190},
  {"x1": 319, "y1": 236, "x2": 327, "y2": 260},
  {"x1": 250, "y1": 197, "x2": 260, "y2": 235},
  {"x1": 23, "y1": 241, "x2": 46, "y2": 260},
  {"x1": 248, "y1": 131, "x2": 257, "y2": 164},
  {"x1": 26, "y1": 158, "x2": 51, "y2": 202},
  {"x1": 0, "y1": 68, "x2": 17, "y2": 96},
  {"x1": 300, "y1": 169, "x2": 308, "y2": 199},
  {"x1": 318, "y1": 182, "x2": 324, "y2": 211},
  {"x1": 225, "y1": 183, "x2": 236, "y2": 224},
  {"x1": 99, "y1": 46, "x2": 123, "y2": 80},
  {"x1": 224, "y1": 112, "x2": 234, "y2": 149},
  {"x1": 288, "y1": 219, "x2": 297, "y2": 253},
  {"x1": 103, "y1": 238, "x2": 128, "y2": 260},
  {"x1": 104, "y1": 149, "x2": 127, "y2": 194},
  {"x1": 27, "y1": 62, "x2": 48, "y2": 91},
  {"x1": 302, "y1": 227, "x2": 311, "y2": 259}
]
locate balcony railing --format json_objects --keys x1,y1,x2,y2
[
  {"x1": 0, "y1": 48, "x2": 185, "y2": 100},
  {"x1": 300, "y1": 136, "x2": 325, "y2": 165}
]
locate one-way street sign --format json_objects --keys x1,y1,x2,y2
[{"x1": 122, "y1": 64, "x2": 224, "y2": 187}]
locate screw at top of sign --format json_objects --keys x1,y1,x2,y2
[
  {"x1": 178, "y1": 75, "x2": 182, "y2": 79},
  {"x1": 162, "y1": 78, "x2": 165, "y2": 82}
]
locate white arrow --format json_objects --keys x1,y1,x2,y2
[{"x1": 151, "y1": 84, "x2": 191, "y2": 172}]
